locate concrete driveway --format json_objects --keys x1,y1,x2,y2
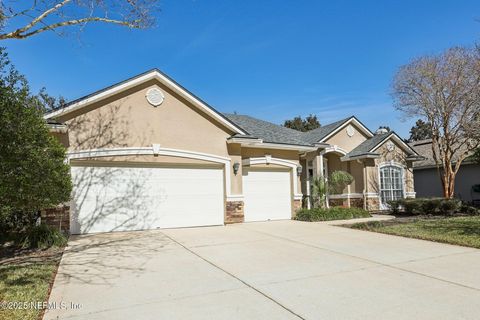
[{"x1": 44, "y1": 220, "x2": 480, "y2": 320}]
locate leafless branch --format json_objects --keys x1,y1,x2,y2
[
  {"x1": 0, "y1": 0, "x2": 159, "y2": 40},
  {"x1": 392, "y1": 46, "x2": 480, "y2": 198}
]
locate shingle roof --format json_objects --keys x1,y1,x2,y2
[
  {"x1": 344, "y1": 132, "x2": 391, "y2": 158},
  {"x1": 302, "y1": 117, "x2": 352, "y2": 144},
  {"x1": 224, "y1": 114, "x2": 360, "y2": 146},
  {"x1": 223, "y1": 114, "x2": 310, "y2": 146},
  {"x1": 409, "y1": 139, "x2": 474, "y2": 168}
]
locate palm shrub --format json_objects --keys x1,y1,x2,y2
[{"x1": 310, "y1": 176, "x2": 327, "y2": 208}]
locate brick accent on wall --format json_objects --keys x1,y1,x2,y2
[
  {"x1": 41, "y1": 205, "x2": 70, "y2": 233},
  {"x1": 225, "y1": 201, "x2": 244, "y2": 223},
  {"x1": 328, "y1": 198, "x2": 346, "y2": 207},
  {"x1": 350, "y1": 198, "x2": 364, "y2": 209},
  {"x1": 292, "y1": 199, "x2": 302, "y2": 218}
]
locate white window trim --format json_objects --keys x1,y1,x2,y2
[
  {"x1": 242, "y1": 157, "x2": 302, "y2": 200},
  {"x1": 67, "y1": 145, "x2": 241, "y2": 200},
  {"x1": 378, "y1": 162, "x2": 406, "y2": 209}
]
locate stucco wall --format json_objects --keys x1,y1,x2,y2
[
  {"x1": 57, "y1": 80, "x2": 234, "y2": 157},
  {"x1": 325, "y1": 122, "x2": 369, "y2": 152},
  {"x1": 414, "y1": 163, "x2": 480, "y2": 202},
  {"x1": 349, "y1": 160, "x2": 364, "y2": 193}
]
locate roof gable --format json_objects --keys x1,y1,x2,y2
[
  {"x1": 303, "y1": 116, "x2": 373, "y2": 144},
  {"x1": 44, "y1": 69, "x2": 247, "y2": 135},
  {"x1": 344, "y1": 132, "x2": 419, "y2": 160}
]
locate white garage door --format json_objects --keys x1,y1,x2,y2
[
  {"x1": 70, "y1": 164, "x2": 224, "y2": 234},
  {"x1": 243, "y1": 169, "x2": 292, "y2": 222}
]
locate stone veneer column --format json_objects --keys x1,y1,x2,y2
[
  {"x1": 365, "y1": 197, "x2": 380, "y2": 211},
  {"x1": 225, "y1": 201, "x2": 244, "y2": 223}
]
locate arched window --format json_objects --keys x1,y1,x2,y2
[{"x1": 379, "y1": 165, "x2": 404, "y2": 205}]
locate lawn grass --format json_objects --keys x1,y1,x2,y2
[
  {"x1": 0, "y1": 247, "x2": 63, "y2": 320},
  {"x1": 349, "y1": 215, "x2": 480, "y2": 248}
]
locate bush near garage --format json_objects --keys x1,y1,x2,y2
[
  {"x1": 17, "y1": 224, "x2": 68, "y2": 249},
  {"x1": 295, "y1": 207, "x2": 371, "y2": 222},
  {"x1": 387, "y1": 198, "x2": 477, "y2": 216},
  {"x1": 0, "y1": 49, "x2": 72, "y2": 243}
]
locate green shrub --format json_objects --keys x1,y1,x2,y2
[
  {"x1": 403, "y1": 199, "x2": 424, "y2": 215},
  {"x1": 17, "y1": 224, "x2": 67, "y2": 249},
  {"x1": 387, "y1": 198, "x2": 463, "y2": 216},
  {"x1": 328, "y1": 171, "x2": 354, "y2": 194},
  {"x1": 421, "y1": 198, "x2": 442, "y2": 214},
  {"x1": 460, "y1": 204, "x2": 479, "y2": 215},
  {"x1": 295, "y1": 207, "x2": 371, "y2": 222},
  {"x1": 0, "y1": 49, "x2": 72, "y2": 231},
  {"x1": 439, "y1": 198, "x2": 461, "y2": 215},
  {"x1": 387, "y1": 200, "x2": 401, "y2": 214}
]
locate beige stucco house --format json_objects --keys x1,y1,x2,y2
[{"x1": 45, "y1": 69, "x2": 421, "y2": 234}]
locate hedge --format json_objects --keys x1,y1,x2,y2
[
  {"x1": 295, "y1": 207, "x2": 371, "y2": 222},
  {"x1": 387, "y1": 198, "x2": 478, "y2": 215}
]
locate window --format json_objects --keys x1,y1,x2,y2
[{"x1": 379, "y1": 165, "x2": 404, "y2": 204}]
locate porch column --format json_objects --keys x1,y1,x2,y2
[{"x1": 317, "y1": 154, "x2": 324, "y2": 177}]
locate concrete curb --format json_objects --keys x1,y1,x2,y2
[{"x1": 321, "y1": 214, "x2": 396, "y2": 226}]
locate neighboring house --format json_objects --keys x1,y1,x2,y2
[
  {"x1": 45, "y1": 69, "x2": 421, "y2": 234},
  {"x1": 410, "y1": 139, "x2": 480, "y2": 204}
]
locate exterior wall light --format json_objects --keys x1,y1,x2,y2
[
  {"x1": 296, "y1": 165, "x2": 303, "y2": 176},
  {"x1": 233, "y1": 162, "x2": 240, "y2": 175}
]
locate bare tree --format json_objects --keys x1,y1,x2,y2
[
  {"x1": 0, "y1": 0, "x2": 159, "y2": 40},
  {"x1": 392, "y1": 46, "x2": 480, "y2": 198}
]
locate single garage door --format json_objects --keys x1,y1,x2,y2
[
  {"x1": 70, "y1": 164, "x2": 224, "y2": 234},
  {"x1": 243, "y1": 169, "x2": 292, "y2": 222}
]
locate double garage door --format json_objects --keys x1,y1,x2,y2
[
  {"x1": 70, "y1": 164, "x2": 224, "y2": 234},
  {"x1": 71, "y1": 164, "x2": 293, "y2": 234}
]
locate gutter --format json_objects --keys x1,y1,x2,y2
[{"x1": 227, "y1": 137, "x2": 317, "y2": 152}]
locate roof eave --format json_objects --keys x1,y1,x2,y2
[
  {"x1": 341, "y1": 153, "x2": 380, "y2": 161},
  {"x1": 232, "y1": 139, "x2": 317, "y2": 152}
]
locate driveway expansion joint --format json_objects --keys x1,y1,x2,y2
[{"x1": 161, "y1": 231, "x2": 306, "y2": 320}]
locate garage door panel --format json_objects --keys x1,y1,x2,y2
[
  {"x1": 243, "y1": 169, "x2": 292, "y2": 222},
  {"x1": 71, "y1": 165, "x2": 224, "y2": 234}
]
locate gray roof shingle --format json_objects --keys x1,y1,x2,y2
[
  {"x1": 223, "y1": 114, "x2": 310, "y2": 146},
  {"x1": 409, "y1": 139, "x2": 473, "y2": 168},
  {"x1": 302, "y1": 117, "x2": 352, "y2": 144},
  {"x1": 344, "y1": 132, "x2": 391, "y2": 158},
  {"x1": 224, "y1": 114, "x2": 358, "y2": 146}
]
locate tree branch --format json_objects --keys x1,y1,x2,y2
[
  {"x1": 0, "y1": 16, "x2": 142, "y2": 40},
  {"x1": 0, "y1": 0, "x2": 72, "y2": 40}
]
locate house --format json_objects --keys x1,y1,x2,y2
[
  {"x1": 410, "y1": 139, "x2": 480, "y2": 204},
  {"x1": 45, "y1": 69, "x2": 421, "y2": 234}
]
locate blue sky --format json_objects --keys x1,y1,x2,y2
[{"x1": 4, "y1": 0, "x2": 480, "y2": 137}]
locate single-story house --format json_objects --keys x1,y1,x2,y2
[
  {"x1": 45, "y1": 69, "x2": 421, "y2": 234},
  {"x1": 410, "y1": 139, "x2": 480, "y2": 204}
]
